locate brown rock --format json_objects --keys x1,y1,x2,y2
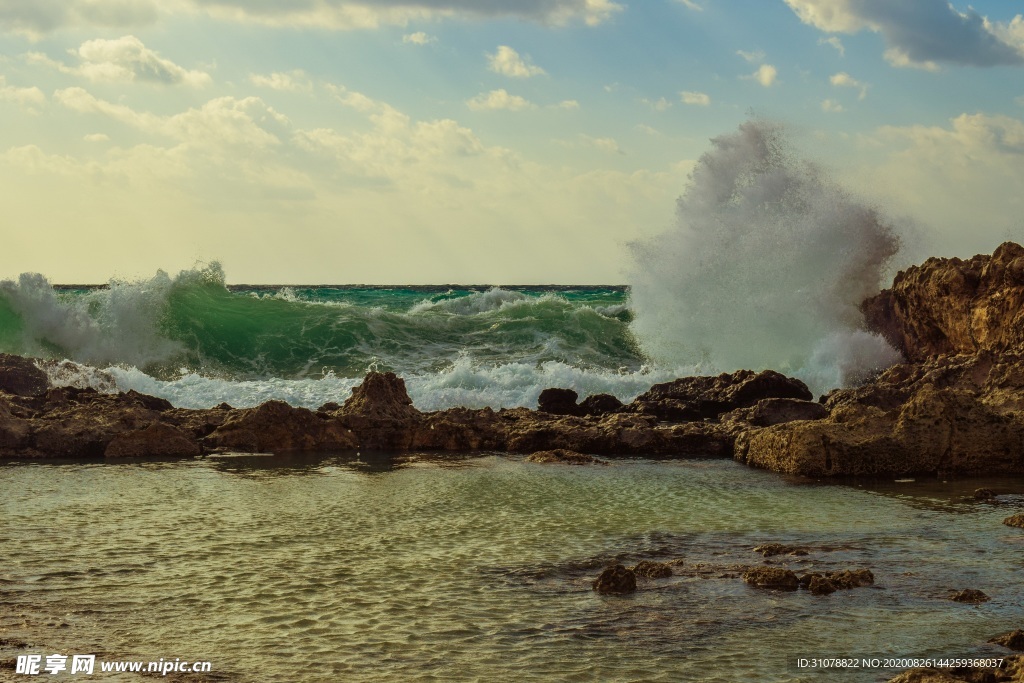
[
  {"x1": 578, "y1": 393, "x2": 624, "y2": 416},
  {"x1": 746, "y1": 398, "x2": 828, "y2": 427},
  {"x1": 592, "y1": 565, "x2": 637, "y2": 594},
  {"x1": 990, "y1": 629, "x2": 1024, "y2": 650},
  {"x1": 537, "y1": 388, "x2": 581, "y2": 416},
  {"x1": 1003, "y1": 514, "x2": 1024, "y2": 528},
  {"x1": 950, "y1": 588, "x2": 990, "y2": 603},
  {"x1": 974, "y1": 488, "x2": 997, "y2": 500},
  {"x1": 741, "y1": 567, "x2": 799, "y2": 590},
  {"x1": 341, "y1": 371, "x2": 420, "y2": 420},
  {"x1": 525, "y1": 449, "x2": 606, "y2": 465},
  {"x1": 807, "y1": 575, "x2": 836, "y2": 595},
  {"x1": 207, "y1": 400, "x2": 358, "y2": 453},
  {"x1": 753, "y1": 543, "x2": 809, "y2": 557},
  {"x1": 630, "y1": 560, "x2": 673, "y2": 579},
  {"x1": 105, "y1": 423, "x2": 201, "y2": 458},
  {"x1": 631, "y1": 369, "x2": 813, "y2": 422},
  {"x1": 0, "y1": 354, "x2": 48, "y2": 396},
  {"x1": 888, "y1": 654, "x2": 1024, "y2": 683},
  {"x1": 826, "y1": 569, "x2": 874, "y2": 589}
]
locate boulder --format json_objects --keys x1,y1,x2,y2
[
  {"x1": 807, "y1": 575, "x2": 836, "y2": 596},
  {"x1": 592, "y1": 565, "x2": 637, "y2": 594},
  {"x1": 0, "y1": 354, "x2": 48, "y2": 397},
  {"x1": 990, "y1": 629, "x2": 1024, "y2": 651},
  {"x1": 537, "y1": 388, "x2": 581, "y2": 416},
  {"x1": 630, "y1": 560, "x2": 673, "y2": 579},
  {"x1": 578, "y1": 393, "x2": 624, "y2": 416},
  {"x1": 207, "y1": 400, "x2": 358, "y2": 453},
  {"x1": 1004, "y1": 514, "x2": 1024, "y2": 528},
  {"x1": 631, "y1": 369, "x2": 812, "y2": 422}
]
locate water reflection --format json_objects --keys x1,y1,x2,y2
[{"x1": 203, "y1": 450, "x2": 487, "y2": 477}]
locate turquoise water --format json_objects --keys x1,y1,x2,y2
[{"x1": 3, "y1": 456, "x2": 1023, "y2": 682}]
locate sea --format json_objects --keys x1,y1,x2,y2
[{"x1": 4, "y1": 121, "x2": 1020, "y2": 682}]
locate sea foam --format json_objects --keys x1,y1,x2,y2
[{"x1": 628, "y1": 120, "x2": 903, "y2": 395}]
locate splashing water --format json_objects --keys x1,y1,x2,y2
[{"x1": 628, "y1": 120, "x2": 902, "y2": 395}]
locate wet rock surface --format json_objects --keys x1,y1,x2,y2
[
  {"x1": 888, "y1": 655, "x2": 1024, "y2": 683},
  {"x1": 949, "y1": 589, "x2": 990, "y2": 604},
  {"x1": 592, "y1": 565, "x2": 637, "y2": 595},
  {"x1": 525, "y1": 449, "x2": 607, "y2": 465},
  {"x1": 990, "y1": 629, "x2": 1024, "y2": 651}
]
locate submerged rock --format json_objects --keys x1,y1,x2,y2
[
  {"x1": 630, "y1": 560, "x2": 673, "y2": 579},
  {"x1": 1003, "y1": 514, "x2": 1024, "y2": 528},
  {"x1": 525, "y1": 449, "x2": 606, "y2": 465},
  {"x1": 592, "y1": 565, "x2": 637, "y2": 594},
  {"x1": 741, "y1": 567, "x2": 799, "y2": 591},
  {"x1": 950, "y1": 589, "x2": 990, "y2": 604},
  {"x1": 752, "y1": 543, "x2": 809, "y2": 557}
]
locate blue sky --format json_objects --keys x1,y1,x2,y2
[{"x1": 0, "y1": 0, "x2": 1022, "y2": 283}]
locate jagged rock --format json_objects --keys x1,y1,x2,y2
[
  {"x1": 537, "y1": 388, "x2": 581, "y2": 416},
  {"x1": 741, "y1": 567, "x2": 799, "y2": 590},
  {"x1": 105, "y1": 423, "x2": 201, "y2": 458},
  {"x1": 630, "y1": 560, "x2": 673, "y2": 579},
  {"x1": 950, "y1": 588, "x2": 990, "y2": 603},
  {"x1": 631, "y1": 370, "x2": 813, "y2": 422},
  {"x1": 0, "y1": 354, "x2": 48, "y2": 397},
  {"x1": 990, "y1": 629, "x2": 1024, "y2": 650},
  {"x1": 864, "y1": 242, "x2": 1024, "y2": 362},
  {"x1": 807, "y1": 575, "x2": 836, "y2": 595},
  {"x1": 207, "y1": 400, "x2": 358, "y2": 453},
  {"x1": 340, "y1": 371, "x2": 420, "y2": 420},
  {"x1": 746, "y1": 398, "x2": 828, "y2": 427},
  {"x1": 525, "y1": 449, "x2": 606, "y2": 465},
  {"x1": 592, "y1": 565, "x2": 637, "y2": 594},
  {"x1": 825, "y1": 569, "x2": 874, "y2": 589},
  {"x1": 578, "y1": 393, "x2": 624, "y2": 416},
  {"x1": 1004, "y1": 514, "x2": 1024, "y2": 528}
]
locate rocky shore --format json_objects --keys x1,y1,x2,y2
[{"x1": 3, "y1": 242, "x2": 1024, "y2": 479}]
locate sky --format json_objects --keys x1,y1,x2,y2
[{"x1": 0, "y1": 0, "x2": 1022, "y2": 284}]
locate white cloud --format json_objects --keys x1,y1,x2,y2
[
  {"x1": 680, "y1": 90, "x2": 710, "y2": 106},
  {"x1": 818, "y1": 36, "x2": 845, "y2": 56},
  {"x1": 552, "y1": 99, "x2": 579, "y2": 110},
  {"x1": 829, "y1": 71, "x2": 868, "y2": 99},
  {"x1": 402, "y1": 31, "x2": 436, "y2": 45},
  {"x1": 821, "y1": 99, "x2": 843, "y2": 112},
  {"x1": 641, "y1": 97, "x2": 671, "y2": 112},
  {"x1": 784, "y1": 0, "x2": 1024, "y2": 68},
  {"x1": 743, "y1": 64, "x2": 777, "y2": 87},
  {"x1": 736, "y1": 49, "x2": 765, "y2": 63},
  {"x1": 26, "y1": 36, "x2": 211, "y2": 86},
  {"x1": 83, "y1": 132, "x2": 109, "y2": 142},
  {"x1": 675, "y1": 0, "x2": 703, "y2": 10},
  {"x1": 0, "y1": 75, "x2": 46, "y2": 111},
  {"x1": 0, "y1": 0, "x2": 160, "y2": 39},
  {"x1": 581, "y1": 135, "x2": 622, "y2": 154},
  {"x1": 249, "y1": 70, "x2": 313, "y2": 93},
  {"x1": 466, "y1": 89, "x2": 536, "y2": 112},
  {"x1": 487, "y1": 46, "x2": 546, "y2": 79}
]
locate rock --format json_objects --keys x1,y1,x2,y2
[
  {"x1": 741, "y1": 567, "x2": 799, "y2": 590},
  {"x1": 525, "y1": 449, "x2": 606, "y2": 465},
  {"x1": 630, "y1": 560, "x2": 673, "y2": 579},
  {"x1": 825, "y1": 569, "x2": 874, "y2": 589},
  {"x1": 807, "y1": 575, "x2": 836, "y2": 596},
  {"x1": 950, "y1": 589, "x2": 990, "y2": 603},
  {"x1": 990, "y1": 629, "x2": 1024, "y2": 650},
  {"x1": 592, "y1": 565, "x2": 637, "y2": 594},
  {"x1": 1003, "y1": 514, "x2": 1024, "y2": 528},
  {"x1": 752, "y1": 543, "x2": 809, "y2": 557},
  {"x1": 537, "y1": 388, "x2": 581, "y2": 416},
  {"x1": 974, "y1": 488, "x2": 997, "y2": 500},
  {"x1": 888, "y1": 654, "x2": 1024, "y2": 683},
  {"x1": 341, "y1": 371, "x2": 420, "y2": 420},
  {"x1": 578, "y1": 393, "x2": 624, "y2": 416},
  {"x1": 207, "y1": 400, "x2": 358, "y2": 453},
  {"x1": 746, "y1": 398, "x2": 828, "y2": 427},
  {"x1": 0, "y1": 354, "x2": 48, "y2": 396},
  {"x1": 632, "y1": 369, "x2": 813, "y2": 422},
  {"x1": 864, "y1": 242, "x2": 1024, "y2": 362},
  {"x1": 105, "y1": 423, "x2": 201, "y2": 458}
]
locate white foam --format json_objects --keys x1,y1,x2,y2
[{"x1": 628, "y1": 120, "x2": 903, "y2": 396}]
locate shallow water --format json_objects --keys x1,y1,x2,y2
[{"x1": 3, "y1": 456, "x2": 1024, "y2": 682}]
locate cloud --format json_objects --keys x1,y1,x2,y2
[
  {"x1": 83, "y1": 133, "x2": 109, "y2": 142},
  {"x1": 487, "y1": 46, "x2": 546, "y2": 78},
  {"x1": 736, "y1": 49, "x2": 765, "y2": 63},
  {"x1": 680, "y1": 90, "x2": 710, "y2": 106},
  {"x1": 0, "y1": 0, "x2": 160, "y2": 38},
  {"x1": 830, "y1": 71, "x2": 867, "y2": 99},
  {"x1": 675, "y1": 0, "x2": 702, "y2": 10},
  {"x1": 641, "y1": 97, "x2": 671, "y2": 112},
  {"x1": 0, "y1": 76, "x2": 46, "y2": 112},
  {"x1": 821, "y1": 99, "x2": 843, "y2": 112},
  {"x1": 581, "y1": 135, "x2": 623, "y2": 154},
  {"x1": 27, "y1": 36, "x2": 211, "y2": 86},
  {"x1": 743, "y1": 64, "x2": 777, "y2": 87},
  {"x1": 402, "y1": 31, "x2": 436, "y2": 44},
  {"x1": 466, "y1": 89, "x2": 536, "y2": 112},
  {"x1": 249, "y1": 70, "x2": 313, "y2": 92},
  {"x1": 0, "y1": 0, "x2": 624, "y2": 35},
  {"x1": 784, "y1": 0, "x2": 1024, "y2": 68},
  {"x1": 818, "y1": 36, "x2": 845, "y2": 56},
  {"x1": 552, "y1": 99, "x2": 579, "y2": 110}
]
